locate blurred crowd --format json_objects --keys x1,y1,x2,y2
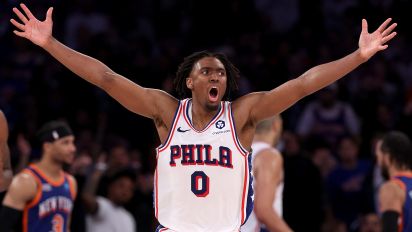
[{"x1": 1, "y1": 0, "x2": 412, "y2": 231}]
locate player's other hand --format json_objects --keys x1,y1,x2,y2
[
  {"x1": 10, "y1": 3, "x2": 53, "y2": 47},
  {"x1": 359, "y1": 18, "x2": 397, "y2": 61}
]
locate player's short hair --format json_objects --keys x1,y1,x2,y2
[
  {"x1": 174, "y1": 50, "x2": 239, "y2": 100},
  {"x1": 380, "y1": 131, "x2": 412, "y2": 170},
  {"x1": 255, "y1": 115, "x2": 281, "y2": 134}
]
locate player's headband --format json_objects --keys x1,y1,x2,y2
[{"x1": 37, "y1": 121, "x2": 73, "y2": 143}]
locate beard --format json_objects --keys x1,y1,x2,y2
[
  {"x1": 206, "y1": 102, "x2": 220, "y2": 111},
  {"x1": 380, "y1": 165, "x2": 390, "y2": 180}
]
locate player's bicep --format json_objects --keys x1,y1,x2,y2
[
  {"x1": 101, "y1": 72, "x2": 178, "y2": 119},
  {"x1": 379, "y1": 181, "x2": 404, "y2": 213},
  {"x1": 3, "y1": 173, "x2": 37, "y2": 210},
  {"x1": 250, "y1": 78, "x2": 306, "y2": 122},
  {"x1": 253, "y1": 150, "x2": 282, "y2": 208}
]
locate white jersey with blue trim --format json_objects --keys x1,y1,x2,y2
[
  {"x1": 155, "y1": 98, "x2": 253, "y2": 232},
  {"x1": 241, "y1": 142, "x2": 284, "y2": 232}
]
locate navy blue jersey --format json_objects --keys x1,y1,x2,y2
[
  {"x1": 392, "y1": 172, "x2": 412, "y2": 232},
  {"x1": 22, "y1": 164, "x2": 75, "y2": 232}
]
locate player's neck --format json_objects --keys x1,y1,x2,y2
[
  {"x1": 191, "y1": 101, "x2": 219, "y2": 130},
  {"x1": 390, "y1": 167, "x2": 412, "y2": 178},
  {"x1": 253, "y1": 134, "x2": 276, "y2": 146},
  {"x1": 253, "y1": 137, "x2": 274, "y2": 147},
  {"x1": 36, "y1": 158, "x2": 63, "y2": 178}
]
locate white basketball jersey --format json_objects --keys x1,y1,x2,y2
[
  {"x1": 241, "y1": 142, "x2": 284, "y2": 232},
  {"x1": 155, "y1": 99, "x2": 253, "y2": 232}
]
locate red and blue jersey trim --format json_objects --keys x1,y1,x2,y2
[
  {"x1": 157, "y1": 101, "x2": 182, "y2": 153},
  {"x1": 227, "y1": 103, "x2": 253, "y2": 225},
  {"x1": 183, "y1": 99, "x2": 225, "y2": 133}
]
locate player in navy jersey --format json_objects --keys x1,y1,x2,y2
[
  {"x1": 9, "y1": 3, "x2": 397, "y2": 231},
  {"x1": 375, "y1": 131, "x2": 412, "y2": 232},
  {"x1": 0, "y1": 121, "x2": 77, "y2": 232}
]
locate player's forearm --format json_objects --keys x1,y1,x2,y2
[
  {"x1": 42, "y1": 37, "x2": 114, "y2": 89},
  {"x1": 299, "y1": 49, "x2": 366, "y2": 96},
  {"x1": 266, "y1": 218, "x2": 293, "y2": 232},
  {"x1": 259, "y1": 212, "x2": 293, "y2": 232},
  {"x1": 0, "y1": 146, "x2": 12, "y2": 191},
  {"x1": 255, "y1": 207, "x2": 293, "y2": 232},
  {"x1": 0, "y1": 170, "x2": 13, "y2": 192}
]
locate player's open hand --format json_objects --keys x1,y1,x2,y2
[
  {"x1": 10, "y1": 3, "x2": 53, "y2": 47},
  {"x1": 359, "y1": 18, "x2": 397, "y2": 61}
]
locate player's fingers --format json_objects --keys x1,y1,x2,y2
[
  {"x1": 377, "y1": 18, "x2": 392, "y2": 33},
  {"x1": 45, "y1": 7, "x2": 53, "y2": 22},
  {"x1": 10, "y1": 19, "x2": 26, "y2": 31},
  {"x1": 379, "y1": 44, "x2": 389, "y2": 50},
  {"x1": 382, "y1": 23, "x2": 397, "y2": 37},
  {"x1": 12, "y1": 7, "x2": 28, "y2": 23},
  {"x1": 13, "y1": 30, "x2": 27, "y2": 38},
  {"x1": 362, "y1": 19, "x2": 368, "y2": 33},
  {"x1": 20, "y1": 3, "x2": 36, "y2": 20},
  {"x1": 382, "y1": 32, "x2": 397, "y2": 44}
]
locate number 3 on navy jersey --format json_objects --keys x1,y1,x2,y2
[
  {"x1": 191, "y1": 171, "x2": 209, "y2": 197},
  {"x1": 52, "y1": 214, "x2": 64, "y2": 232}
]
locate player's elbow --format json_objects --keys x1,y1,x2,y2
[
  {"x1": 298, "y1": 68, "x2": 320, "y2": 97},
  {"x1": 287, "y1": 76, "x2": 310, "y2": 102},
  {"x1": 254, "y1": 203, "x2": 273, "y2": 225},
  {"x1": 99, "y1": 70, "x2": 117, "y2": 90}
]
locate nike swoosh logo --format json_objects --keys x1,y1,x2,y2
[{"x1": 177, "y1": 127, "x2": 190, "y2": 133}]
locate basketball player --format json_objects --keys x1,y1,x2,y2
[
  {"x1": 10, "y1": 4, "x2": 397, "y2": 231},
  {"x1": 0, "y1": 111, "x2": 12, "y2": 193},
  {"x1": 241, "y1": 115, "x2": 292, "y2": 232},
  {"x1": 375, "y1": 131, "x2": 412, "y2": 232},
  {"x1": 0, "y1": 121, "x2": 77, "y2": 232}
]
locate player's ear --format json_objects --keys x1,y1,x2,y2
[
  {"x1": 186, "y1": 78, "x2": 193, "y2": 90},
  {"x1": 383, "y1": 153, "x2": 391, "y2": 165},
  {"x1": 43, "y1": 142, "x2": 52, "y2": 152}
]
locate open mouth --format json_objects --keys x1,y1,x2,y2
[{"x1": 209, "y1": 87, "x2": 219, "y2": 102}]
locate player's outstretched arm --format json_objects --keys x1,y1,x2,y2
[
  {"x1": 0, "y1": 112, "x2": 12, "y2": 192},
  {"x1": 238, "y1": 18, "x2": 397, "y2": 123},
  {"x1": 10, "y1": 4, "x2": 177, "y2": 120}
]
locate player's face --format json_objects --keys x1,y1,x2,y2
[
  {"x1": 50, "y1": 136, "x2": 76, "y2": 164},
  {"x1": 187, "y1": 57, "x2": 227, "y2": 110},
  {"x1": 375, "y1": 140, "x2": 389, "y2": 179}
]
